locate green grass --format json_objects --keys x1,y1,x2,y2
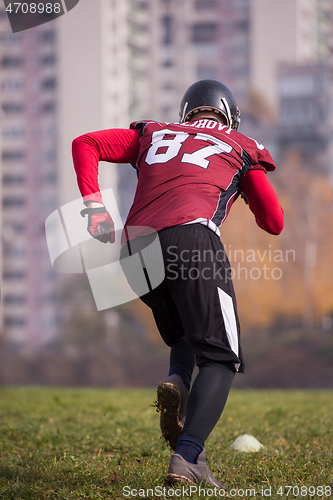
[{"x1": 0, "y1": 388, "x2": 332, "y2": 499}]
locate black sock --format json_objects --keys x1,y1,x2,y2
[
  {"x1": 175, "y1": 434, "x2": 204, "y2": 464},
  {"x1": 168, "y1": 363, "x2": 192, "y2": 391}
]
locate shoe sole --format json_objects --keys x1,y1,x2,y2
[
  {"x1": 164, "y1": 473, "x2": 194, "y2": 486},
  {"x1": 165, "y1": 451, "x2": 227, "y2": 489},
  {"x1": 157, "y1": 382, "x2": 183, "y2": 450},
  {"x1": 165, "y1": 472, "x2": 226, "y2": 489}
]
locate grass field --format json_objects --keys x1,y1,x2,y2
[{"x1": 0, "y1": 387, "x2": 332, "y2": 499}]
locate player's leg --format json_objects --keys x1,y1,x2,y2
[
  {"x1": 120, "y1": 232, "x2": 196, "y2": 391},
  {"x1": 156, "y1": 339, "x2": 195, "y2": 449},
  {"x1": 174, "y1": 359, "x2": 235, "y2": 462},
  {"x1": 147, "y1": 292, "x2": 196, "y2": 449},
  {"x1": 165, "y1": 360, "x2": 234, "y2": 488},
  {"x1": 120, "y1": 233, "x2": 196, "y2": 448},
  {"x1": 149, "y1": 296, "x2": 196, "y2": 392},
  {"x1": 161, "y1": 224, "x2": 243, "y2": 485}
]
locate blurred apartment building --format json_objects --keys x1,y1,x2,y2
[
  {"x1": 278, "y1": 63, "x2": 333, "y2": 174},
  {"x1": 251, "y1": 0, "x2": 333, "y2": 173},
  {"x1": 0, "y1": 0, "x2": 130, "y2": 349},
  {"x1": 0, "y1": 0, "x2": 332, "y2": 349},
  {"x1": 0, "y1": 20, "x2": 59, "y2": 348},
  {"x1": 274, "y1": 0, "x2": 333, "y2": 174}
]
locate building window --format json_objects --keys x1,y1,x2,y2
[
  {"x1": 2, "y1": 174, "x2": 25, "y2": 185},
  {"x1": 0, "y1": 33, "x2": 22, "y2": 44},
  {"x1": 2, "y1": 198, "x2": 25, "y2": 207},
  {"x1": 162, "y1": 59, "x2": 173, "y2": 67},
  {"x1": 42, "y1": 31, "x2": 56, "y2": 43},
  {"x1": 48, "y1": 270, "x2": 58, "y2": 282},
  {"x1": 41, "y1": 54, "x2": 56, "y2": 66},
  {"x1": 45, "y1": 173, "x2": 57, "y2": 183},
  {"x1": 1, "y1": 56, "x2": 23, "y2": 68},
  {"x1": 279, "y1": 75, "x2": 316, "y2": 98},
  {"x1": 1, "y1": 102, "x2": 24, "y2": 114},
  {"x1": 280, "y1": 100, "x2": 320, "y2": 127},
  {"x1": 1, "y1": 79, "x2": 23, "y2": 91},
  {"x1": 237, "y1": 20, "x2": 249, "y2": 32},
  {"x1": 2, "y1": 271, "x2": 25, "y2": 280},
  {"x1": 1, "y1": 150, "x2": 24, "y2": 161},
  {"x1": 195, "y1": 0, "x2": 217, "y2": 10},
  {"x1": 162, "y1": 15, "x2": 173, "y2": 45},
  {"x1": 42, "y1": 102, "x2": 56, "y2": 113},
  {"x1": 46, "y1": 149, "x2": 57, "y2": 161},
  {"x1": 42, "y1": 77, "x2": 57, "y2": 90},
  {"x1": 192, "y1": 23, "x2": 218, "y2": 43},
  {"x1": 3, "y1": 295, "x2": 26, "y2": 305},
  {"x1": 236, "y1": 0, "x2": 249, "y2": 9},
  {"x1": 2, "y1": 127, "x2": 25, "y2": 139},
  {"x1": 4, "y1": 317, "x2": 26, "y2": 326},
  {"x1": 10, "y1": 223, "x2": 25, "y2": 233}
]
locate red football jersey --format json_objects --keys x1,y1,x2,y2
[
  {"x1": 72, "y1": 118, "x2": 283, "y2": 241},
  {"x1": 124, "y1": 119, "x2": 276, "y2": 236}
]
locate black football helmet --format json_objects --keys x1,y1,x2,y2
[{"x1": 179, "y1": 79, "x2": 241, "y2": 131}]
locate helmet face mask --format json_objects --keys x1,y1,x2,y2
[{"x1": 179, "y1": 79, "x2": 241, "y2": 131}]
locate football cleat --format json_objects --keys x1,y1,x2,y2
[
  {"x1": 165, "y1": 449, "x2": 226, "y2": 488},
  {"x1": 157, "y1": 374, "x2": 189, "y2": 451}
]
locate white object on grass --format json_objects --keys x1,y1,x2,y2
[{"x1": 230, "y1": 434, "x2": 264, "y2": 452}]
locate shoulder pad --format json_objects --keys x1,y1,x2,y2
[{"x1": 130, "y1": 121, "x2": 151, "y2": 137}]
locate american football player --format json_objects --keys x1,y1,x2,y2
[{"x1": 73, "y1": 79, "x2": 284, "y2": 487}]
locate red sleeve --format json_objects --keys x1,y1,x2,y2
[
  {"x1": 240, "y1": 169, "x2": 284, "y2": 235},
  {"x1": 72, "y1": 128, "x2": 140, "y2": 204}
]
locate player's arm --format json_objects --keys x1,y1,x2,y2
[
  {"x1": 72, "y1": 128, "x2": 140, "y2": 204},
  {"x1": 240, "y1": 169, "x2": 284, "y2": 235},
  {"x1": 72, "y1": 128, "x2": 140, "y2": 243}
]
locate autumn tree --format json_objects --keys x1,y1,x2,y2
[{"x1": 221, "y1": 149, "x2": 333, "y2": 331}]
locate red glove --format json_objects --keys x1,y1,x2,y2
[{"x1": 80, "y1": 207, "x2": 115, "y2": 244}]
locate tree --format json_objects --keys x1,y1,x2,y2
[{"x1": 221, "y1": 149, "x2": 333, "y2": 330}]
